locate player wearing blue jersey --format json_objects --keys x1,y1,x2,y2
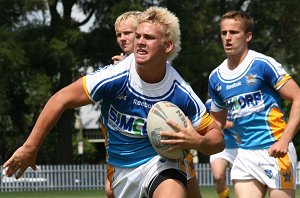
[
  {"x1": 106, "y1": 10, "x2": 203, "y2": 198},
  {"x1": 105, "y1": 11, "x2": 142, "y2": 198},
  {"x1": 206, "y1": 99, "x2": 239, "y2": 198},
  {"x1": 208, "y1": 10, "x2": 300, "y2": 198},
  {"x1": 3, "y1": 7, "x2": 224, "y2": 198}
]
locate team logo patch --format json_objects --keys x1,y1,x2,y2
[
  {"x1": 282, "y1": 171, "x2": 292, "y2": 183},
  {"x1": 264, "y1": 169, "x2": 273, "y2": 179},
  {"x1": 116, "y1": 92, "x2": 127, "y2": 100},
  {"x1": 245, "y1": 73, "x2": 257, "y2": 85},
  {"x1": 215, "y1": 84, "x2": 222, "y2": 92}
]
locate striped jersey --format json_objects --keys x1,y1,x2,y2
[
  {"x1": 208, "y1": 50, "x2": 291, "y2": 150},
  {"x1": 83, "y1": 54, "x2": 208, "y2": 168}
]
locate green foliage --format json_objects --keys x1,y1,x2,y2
[
  {"x1": 72, "y1": 138, "x2": 97, "y2": 164},
  {"x1": 1, "y1": 0, "x2": 300, "y2": 164}
]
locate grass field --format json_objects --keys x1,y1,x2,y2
[
  {"x1": 0, "y1": 187, "x2": 221, "y2": 198},
  {"x1": 0, "y1": 186, "x2": 299, "y2": 197}
]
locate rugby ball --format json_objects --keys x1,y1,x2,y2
[{"x1": 147, "y1": 101, "x2": 189, "y2": 161}]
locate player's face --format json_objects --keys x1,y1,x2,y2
[
  {"x1": 115, "y1": 19, "x2": 136, "y2": 54},
  {"x1": 220, "y1": 18, "x2": 252, "y2": 57},
  {"x1": 134, "y1": 22, "x2": 170, "y2": 66}
]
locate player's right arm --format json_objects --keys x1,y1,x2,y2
[
  {"x1": 3, "y1": 77, "x2": 92, "y2": 179},
  {"x1": 210, "y1": 109, "x2": 228, "y2": 129}
]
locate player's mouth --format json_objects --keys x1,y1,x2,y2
[
  {"x1": 224, "y1": 43, "x2": 232, "y2": 50},
  {"x1": 137, "y1": 48, "x2": 147, "y2": 55}
]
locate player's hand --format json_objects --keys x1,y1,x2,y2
[
  {"x1": 160, "y1": 117, "x2": 202, "y2": 151},
  {"x1": 111, "y1": 53, "x2": 125, "y2": 63},
  {"x1": 267, "y1": 139, "x2": 289, "y2": 158},
  {"x1": 3, "y1": 145, "x2": 38, "y2": 179}
]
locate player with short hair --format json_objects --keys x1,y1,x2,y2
[
  {"x1": 3, "y1": 6, "x2": 224, "y2": 198},
  {"x1": 112, "y1": 11, "x2": 142, "y2": 63},
  {"x1": 208, "y1": 10, "x2": 300, "y2": 198}
]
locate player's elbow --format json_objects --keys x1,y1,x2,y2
[
  {"x1": 198, "y1": 128, "x2": 225, "y2": 156},
  {"x1": 209, "y1": 132, "x2": 225, "y2": 155}
]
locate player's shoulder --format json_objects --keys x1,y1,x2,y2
[
  {"x1": 249, "y1": 50, "x2": 279, "y2": 65},
  {"x1": 208, "y1": 59, "x2": 227, "y2": 79},
  {"x1": 167, "y1": 63, "x2": 190, "y2": 85}
]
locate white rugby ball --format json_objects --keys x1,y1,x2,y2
[{"x1": 147, "y1": 101, "x2": 189, "y2": 161}]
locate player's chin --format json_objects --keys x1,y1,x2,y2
[{"x1": 135, "y1": 56, "x2": 148, "y2": 65}]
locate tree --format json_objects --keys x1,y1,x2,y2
[{"x1": 1, "y1": 0, "x2": 300, "y2": 164}]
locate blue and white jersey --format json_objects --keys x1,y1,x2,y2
[
  {"x1": 208, "y1": 50, "x2": 291, "y2": 150},
  {"x1": 83, "y1": 54, "x2": 207, "y2": 168},
  {"x1": 205, "y1": 99, "x2": 239, "y2": 149}
]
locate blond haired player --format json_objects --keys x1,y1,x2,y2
[
  {"x1": 107, "y1": 10, "x2": 203, "y2": 198},
  {"x1": 3, "y1": 7, "x2": 224, "y2": 198}
]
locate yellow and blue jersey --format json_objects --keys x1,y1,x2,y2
[
  {"x1": 208, "y1": 50, "x2": 291, "y2": 150},
  {"x1": 83, "y1": 54, "x2": 208, "y2": 168}
]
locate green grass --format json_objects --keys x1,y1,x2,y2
[{"x1": 0, "y1": 186, "x2": 299, "y2": 197}]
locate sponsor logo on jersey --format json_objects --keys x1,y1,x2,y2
[
  {"x1": 226, "y1": 81, "x2": 242, "y2": 90},
  {"x1": 133, "y1": 99, "x2": 153, "y2": 109},
  {"x1": 108, "y1": 105, "x2": 147, "y2": 136},
  {"x1": 226, "y1": 90, "x2": 264, "y2": 118},
  {"x1": 258, "y1": 162, "x2": 275, "y2": 167},
  {"x1": 245, "y1": 73, "x2": 257, "y2": 85}
]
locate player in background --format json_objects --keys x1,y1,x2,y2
[
  {"x1": 208, "y1": 10, "x2": 300, "y2": 198},
  {"x1": 104, "y1": 11, "x2": 142, "y2": 198},
  {"x1": 205, "y1": 99, "x2": 239, "y2": 198},
  {"x1": 111, "y1": 11, "x2": 142, "y2": 64},
  {"x1": 3, "y1": 7, "x2": 224, "y2": 198}
]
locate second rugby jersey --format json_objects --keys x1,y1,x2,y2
[{"x1": 208, "y1": 50, "x2": 291, "y2": 150}]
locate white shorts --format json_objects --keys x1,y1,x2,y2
[
  {"x1": 231, "y1": 142, "x2": 297, "y2": 190},
  {"x1": 112, "y1": 155, "x2": 187, "y2": 198},
  {"x1": 209, "y1": 148, "x2": 238, "y2": 165}
]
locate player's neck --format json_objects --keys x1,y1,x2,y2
[
  {"x1": 136, "y1": 61, "x2": 167, "y2": 83},
  {"x1": 227, "y1": 49, "x2": 249, "y2": 70}
]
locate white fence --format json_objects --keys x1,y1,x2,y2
[{"x1": 1, "y1": 162, "x2": 300, "y2": 192}]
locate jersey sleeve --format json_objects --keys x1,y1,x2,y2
[{"x1": 262, "y1": 58, "x2": 291, "y2": 90}]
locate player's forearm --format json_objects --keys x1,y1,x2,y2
[
  {"x1": 23, "y1": 93, "x2": 67, "y2": 152},
  {"x1": 281, "y1": 99, "x2": 300, "y2": 143},
  {"x1": 197, "y1": 127, "x2": 224, "y2": 155}
]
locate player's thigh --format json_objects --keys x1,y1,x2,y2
[
  {"x1": 153, "y1": 178, "x2": 186, "y2": 198},
  {"x1": 187, "y1": 176, "x2": 201, "y2": 198},
  {"x1": 233, "y1": 179, "x2": 267, "y2": 198},
  {"x1": 269, "y1": 188, "x2": 295, "y2": 198}
]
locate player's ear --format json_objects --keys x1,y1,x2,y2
[
  {"x1": 164, "y1": 41, "x2": 173, "y2": 53},
  {"x1": 246, "y1": 32, "x2": 252, "y2": 42}
]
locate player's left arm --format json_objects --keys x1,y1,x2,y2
[{"x1": 268, "y1": 78, "x2": 300, "y2": 158}]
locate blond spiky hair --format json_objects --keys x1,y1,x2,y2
[
  {"x1": 114, "y1": 11, "x2": 142, "y2": 29},
  {"x1": 139, "y1": 6, "x2": 181, "y2": 61}
]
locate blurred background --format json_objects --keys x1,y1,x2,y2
[{"x1": 0, "y1": 0, "x2": 300, "y2": 165}]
